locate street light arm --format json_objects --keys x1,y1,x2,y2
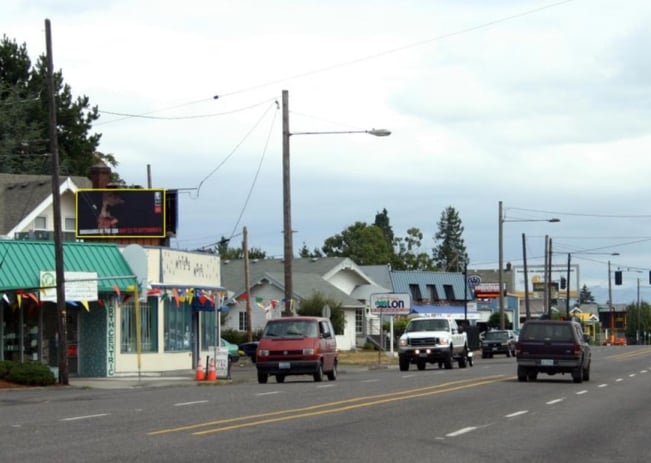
[{"x1": 290, "y1": 128, "x2": 391, "y2": 137}]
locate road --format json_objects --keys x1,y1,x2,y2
[{"x1": 1, "y1": 346, "x2": 650, "y2": 462}]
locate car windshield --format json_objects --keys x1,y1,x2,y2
[
  {"x1": 406, "y1": 319, "x2": 447, "y2": 332},
  {"x1": 484, "y1": 331, "x2": 509, "y2": 341},
  {"x1": 263, "y1": 321, "x2": 318, "y2": 337}
]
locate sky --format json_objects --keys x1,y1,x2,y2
[{"x1": 4, "y1": 0, "x2": 651, "y2": 304}]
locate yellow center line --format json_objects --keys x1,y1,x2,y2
[
  {"x1": 147, "y1": 374, "x2": 506, "y2": 437},
  {"x1": 606, "y1": 347, "x2": 651, "y2": 360}
]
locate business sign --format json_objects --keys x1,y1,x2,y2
[
  {"x1": 107, "y1": 303, "x2": 116, "y2": 377},
  {"x1": 369, "y1": 293, "x2": 411, "y2": 316},
  {"x1": 512, "y1": 264, "x2": 579, "y2": 298},
  {"x1": 76, "y1": 188, "x2": 166, "y2": 238},
  {"x1": 39, "y1": 271, "x2": 98, "y2": 302}
]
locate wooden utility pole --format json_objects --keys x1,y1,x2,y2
[
  {"x1": 243, "y1": 227, "x2": 253, "y2": 341},
  {"x1": 45, "y1": 19, "x2": 68, "y2": 385}
]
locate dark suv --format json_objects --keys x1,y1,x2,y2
[
  {"x1": 480, "y1": 330, "x2": 516, "y2": 358},
  {"x1": 515, "y1": 319, "x2": 591, "y2": 383}
]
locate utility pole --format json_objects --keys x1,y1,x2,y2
[
  {"x1": 522, "y1": 233, "x2": 530, "y2": 321},
  {"x1": 498, "y1": 201, "x2": 504, "y2": 329},
  {"x1": 45, "y1": 19, "x2": 68, "y2": 385},
  {"x1": 242, "y1": 227, "x2": 253, "y2": 341},
  {"x1": 282, "y1": 90, "x2": 293, "y2": 317}
]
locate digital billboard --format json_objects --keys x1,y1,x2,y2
[{"x1": 76, "y1": 189, "x2": 166, "y2": 238}]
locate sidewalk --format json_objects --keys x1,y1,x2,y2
[{"x1": 68, "y1": 360, "x2": 258, "y2": 389}]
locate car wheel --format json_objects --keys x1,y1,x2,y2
[
  {"x1": 257, "y1": 371, "x2": 268, "y2": 384},
  {"x1": 443, "y1": 349, "x2": 453, "y2": 369},
  {"x1": 327, "y1": 362, "x2": 337, "y2": 381},
  {"x1": 517, "y1": 365, "x2": 527, "y2": 382},
  {"x1": 572, "y1": 367, "x2": 583, "y2": 383},
  {"x1": 399, "y1": 356, "x2": 410, "y2": 371},
  {"x1": 527, "y1": 370, "x2": 538, "y2": 381},
  {"x1": 313, "y1": 363, "x2": 323, "y2": 382},
  {"x1": 458, "y1": 346, "x2": 468, "y2": 368},
  {"x1": 583, "y1": 363, "x2": 590, "y2": 381}
]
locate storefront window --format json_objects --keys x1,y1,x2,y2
[
  {"x1": 200, "y1": 311, "x2": 218, "y2": 349},
  {"x1": 120, "y1": 299, "x2": 157, "y2": 353},
  {"x1": 164, "y1": 299, "x2": 193, "y2": 351}
]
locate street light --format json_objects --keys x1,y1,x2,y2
[
  {"x1": 498, "y1": 201, "x2": 559, "y2": 329},
  {"x1": 282, "y1": 89, "x2": 390, "y2": 316}
]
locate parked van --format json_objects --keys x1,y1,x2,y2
[{"x1": 255, "y1": 316, "x2": 337, "y2": 384}]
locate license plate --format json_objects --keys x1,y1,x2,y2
[
  {"x1": 492, "y1": 347, "x2": 498, "y2": 351},
  {"x1": 419, "y1": 353, "x2": 428, "y2": 358},
  {"x1": 279, "y1": 362, "x2": 290, "y2": 369},
  {"x1": 541, "y1": 359, "x2": 554, "y2": 366}
]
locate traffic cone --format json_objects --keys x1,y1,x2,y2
[
  {"x1": 195, "y1": 358, "x2": 205, "y2": 381},
  {"x1": 206, "y1": 357, "x2": 217, "y2": 381}
]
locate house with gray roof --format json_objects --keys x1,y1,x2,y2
[
  {"x1": 220, "y1": 257, "x2": 390, "y2": 349},
  {"x1": 0, "y1": 173, "x2": 91, "y2": 240}
]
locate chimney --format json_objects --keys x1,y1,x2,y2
[{"x1": 90, "y1": 163, "x2": 112, "y2": 188}]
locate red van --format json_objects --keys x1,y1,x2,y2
[{"x1": 255, "y1": 316, "x2": 337, "y2": 384}]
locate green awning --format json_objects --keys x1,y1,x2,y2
[{"x1": 0, "y1": 240, "x2": 136, "y2": 292}]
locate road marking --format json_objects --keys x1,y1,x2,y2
[
  {"x1": 616, "y1": 378, "x2": 623, "y2": 382},
  {"x1": 316, "y1": 384, "x2": 335, "y2": 389},
  {"x1": 641, "y1": 370, "x2": 648, "y2": 374},
  {"x1": 546, "y1": 398, "x2": 564, "y2": 405},
  {"x1": 362, "y1": 379, "x2": 379, "y2": 383},
  {"x1": 401, "y1": 375, "x2": 416, "y2": 378},
  {"x1": 148, "y1": 375, "x2": 507, "y2": 436},
  {"x1": 505, "y1": 410, "x2": 528, "y2": 418},
  {"x1": 256, "y1": 391, "x2": 281, "y2": 397},
  {"x1": 174, "y1": 400, "x2": 209, "y2": 407},
  {"x1": 446, "y1": 427, "x2": 477, "y2": 437},
  {"x1": 598, "y1": 384, "x2": 608, "y2": 388},
  {"x1": 576, "y1": 390, "x2": 588, "y2": 395},
  {"x1": 60, "y1": 413, "x2": 109, "y2": 422}
]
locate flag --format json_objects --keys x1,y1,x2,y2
[
  {"x1": 112, "y1": 285, "x2": 121, "y2": 298},
  {"x1": 80, "y1": 300, "x2": 90, "y2": 312}
]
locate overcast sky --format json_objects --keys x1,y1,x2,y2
[{"x1": 4, "y1": 0, "x2": 651, "y2": 303}]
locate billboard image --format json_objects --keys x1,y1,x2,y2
[{"x1": 76, "y1": 189, "x2": 166, "y2": 238}]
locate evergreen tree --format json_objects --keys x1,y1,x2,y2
[
  {"x1": 0, "y1": 35, "x2": 118, "y2": 178},
  {"x1": 432, "y1": 206, "x2": 468, "y2": 272},
  {"x1": 393, "y1": 227, "x2": 435, "y2": 270},
  {"x1": 578, "y1": 285, "x2": 595, "y2": 304}
]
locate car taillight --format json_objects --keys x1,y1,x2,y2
[{"x1": 573, "y1": 343, "x2": 581, "y2": 355}]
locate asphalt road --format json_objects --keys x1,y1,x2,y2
[{"x1": 1, "y1": 346, "x2": 650, "y2": 462}]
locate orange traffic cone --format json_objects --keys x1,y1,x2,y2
[
  {"x1": 206, "y1": 357, "x2": 217, "y2": 381},
  {"x1": 195, "y1": 358, "x2": 205, "y2": 381}
]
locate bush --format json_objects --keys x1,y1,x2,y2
[
  {"x1": 4, "y1": 361, "x2": 56, "y2": 386},
  {"x1": 0, "y1": 360, "x2": 14, "y2": 379}
]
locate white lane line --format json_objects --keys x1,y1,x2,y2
[
  {"x1": 362, "y1": 379, "x2": 379, "y2": 383},
  {"x1": 576, "y1": 390, "x2": 588, "y2": 395},
  {"x1": 446, "y1": 427, "x2": 477, "y2": 437},
  {"x1": 598, "y1": 384, "x2": 608, "y2": 388},
  {"x1": 256, "y1": 391, "x2": 281, "y2": 396},
  {"x1": 616, "y1": 378, "x2": 623, "y2": 382},
  {"x1": 60, "y1": 413, "x2": 109, "y2": 422},
  {"x1": 316, "y1": 384, "x2": 335, "y2": 389},
  {"x1": 641, "y1": 370, "x2": 648, "y2": 374},
  {"x1": 401, "y1": 375, "x2": 417, "y2": 378},
  {"x1": 546, "y1": 398, "x2": 564, "y2": 405},
  {"x1": 174, "y1": 400, "x2": 209, "y2": 407},
  {"x1": 629, "y1": 374, "x2": 636, "y2": 378},
  {"x1": 505, "y1": 410, "x2": 528, "y2": 418}
]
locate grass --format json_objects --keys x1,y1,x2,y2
[{"x1": 337, "y1": 349, "x2": 398, "y2": 366}]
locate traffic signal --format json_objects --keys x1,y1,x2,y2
[
  {"x1": 560, "y1": 277, "x2": 567, "y2": 290},
  {"x1": 614, "y1": 270, "x2": 622, "y2": 285}
]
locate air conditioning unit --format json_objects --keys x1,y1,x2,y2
[
  {"x1": 33, "y1": 230, "x2": 52, "y2": 241},
  {"x1": 15, "y1": 232, "x2": 31, "y2": 240}
]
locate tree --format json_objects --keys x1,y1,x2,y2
[
  {"x1": 322, "y1": 221, "x2": 393, "y2": 265},
  {"x1": 578, "y1": 285, "x2": 595, "y2": 304},
  {"x1": 0, "y1": 35, "x2": 118, "y2": 178},
  {"x1": 488, "y1": 311, "x2": 512, "y2": 329},
  {"x1": 297, "y1": 292, "x2": 345, "y2": 335},
  {"x1": 374, "y1": 208, "x2": 394, "y2": 247},
  {"x1": 624, "y1": 301, "x2": 650, "y2": 343},
  {"x1": 432, "y1": 206, "x2": 468, "y2": 272},
  {"x1": 299, "y1": 242, "x2": 322, "y2": 258},
  {"x1": 393, "y1": 227, "x2": 435, "y2": 270},
  {"x1": 215, "y1": 235, "x2": 265, "y2": 260}
]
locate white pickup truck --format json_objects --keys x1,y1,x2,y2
[{"x1": 398, "y1": 316, "x2": 472, "y2": 371}]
